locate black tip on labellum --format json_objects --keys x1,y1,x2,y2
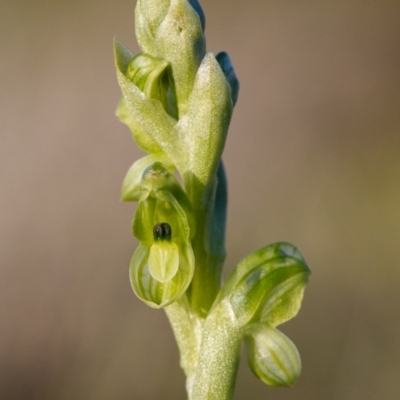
[{"x1": 153, "y1": 222, "x2": 172, "y2": 241}]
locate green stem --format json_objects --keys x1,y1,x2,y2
[
  {"x1": 190, "y1": 299, "x2": 242, "y2": 400},
  {"x1": 165, "y1": 296, "x2": 201, "y2": 377}
]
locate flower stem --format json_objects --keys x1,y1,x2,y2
[{"x1": 190, "y1": 299, "x2": 242, "y2": 400}]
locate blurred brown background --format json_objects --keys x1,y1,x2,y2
[{"x1": 1, "y1": 0, "x2": 400, "y2": 399}]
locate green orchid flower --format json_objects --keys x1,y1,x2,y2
[{"x1": 130, "y1": 162, "x2": 195, "y2": 308}]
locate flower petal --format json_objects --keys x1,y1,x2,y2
[{"x1": 148, "y1": 241, "x2": 180, "y2": 282}]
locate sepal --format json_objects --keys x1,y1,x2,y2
[
  {"x1": 121, "y1": 154, "x2": 175, "y2": 202},
  {"x1": 247, "y1": 325, "x2": 301, "y2": 387},
  {"x1": 134, "y1": 162, "x2": 196, "y2": 237}
]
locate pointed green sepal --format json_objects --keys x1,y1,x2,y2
[
  {"x1": 247, "y1": 325, "x2": 301, "y2": 387},
  {"x1": 130, "y1": 242, "x2": 195, "y2": 308},
  {"x1": 223, "y1": 242, "x2": 310, "y2": 328},
  {"x1": 121, "y1": 154, "x2": 175, "y2": 202},
  {"x1": 216, "y1": 52, "x2": 239, "y2": 107}
]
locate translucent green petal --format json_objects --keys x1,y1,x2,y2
[
  {"x1": 148, "y1": 241, "x2": 180, "y2": 282},
  {"x1": 132, "y1": 197, "x2": 157, "y2": 245}
]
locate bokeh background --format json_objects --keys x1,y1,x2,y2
[{"x1": 1, "y1": 0, "x2": 400, "y2": 399}]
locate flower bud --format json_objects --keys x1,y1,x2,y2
[
  {"x1": 224, "y1": 242, "x2": 310, "y2": 328},
  {"x1": 247, "y1": 325, "x2": 301, "y2": 387},
  {"x1": 155, "y1": 0, "x2": 206, "y2": 114},
  {"x1": 135, "y1": 0, "x2": 205, "y2": 60}
]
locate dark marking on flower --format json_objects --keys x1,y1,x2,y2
[{"x1": 153, "y1": 222, "x2": 172, "y2": 241}]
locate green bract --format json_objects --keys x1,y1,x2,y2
[
  {"x1": 115, "y1": 44, "x2": 177, "y2": 153},
  {"x1": 115, "y1": 39, "x2": 180, "y2": 165},
  {"x1": 175, "y1": 53, "x2": 232, "y2": 198}
]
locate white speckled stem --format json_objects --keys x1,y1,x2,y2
[
  {"x1": 165, "y1": 297, "x2": 202, "y2": 377},
  {"x1": 190, "y1": 299, "x2": 242, "y2": 400}
]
